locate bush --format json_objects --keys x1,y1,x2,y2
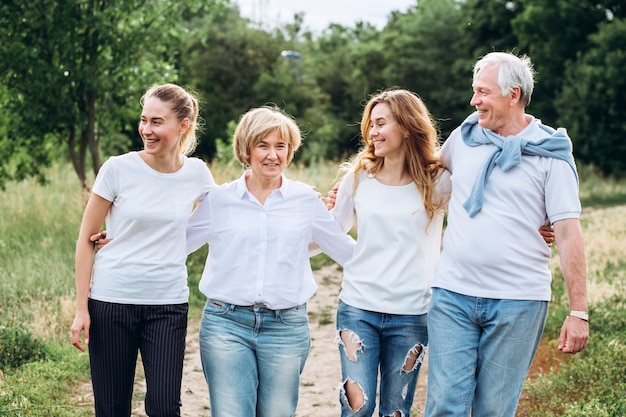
[{"x1": 0, "y1": 324, "x2": 48, "y2": 369}]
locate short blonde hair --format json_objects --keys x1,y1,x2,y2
[{"x1": 233, "y1": 106, "x2": 302, "y2": 166}]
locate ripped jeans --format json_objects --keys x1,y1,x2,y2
[{"x1": 336, "y1": 300, "x2": 427, "y2": 417}]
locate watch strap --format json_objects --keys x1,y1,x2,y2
[{"x1": 569, "y1": 310, "x2": 589, "y2": 321}]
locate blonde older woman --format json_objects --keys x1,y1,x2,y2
[{"x1": 186, "y1": 106, "x2": 356, "y2": 417}]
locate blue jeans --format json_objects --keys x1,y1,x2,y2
[
  {"x1": 424, "y1": 288, "x2": 548, "y2": 417},
  {"x1": 198, "y1": 299, "x2": 311, "y2": 417},
  {"x1": 336, "y1": 300, "x2": 428, "y2": 417}
]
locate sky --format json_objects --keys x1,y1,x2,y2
[{"x1": 235, "y1": 0, "x2": 417, "y2": 34}]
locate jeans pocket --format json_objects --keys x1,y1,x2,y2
[
  {"x1": 278, "y1": 305, "x2": 309, "y2": 326},
  {"x1": 203, "y1": 299, "x2": 231, "y2": 315}
]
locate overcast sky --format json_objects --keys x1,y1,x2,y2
[{"x1": 235, "y1": 0, "x2": 417, "y2": 34}]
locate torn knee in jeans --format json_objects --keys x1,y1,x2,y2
[
  {"x1": 336, "y1": 329, "x2": 363, "y2": 362},
  {"x1": 341, "y1": 378, "x2": 367, "y2": 412},
  {"x1": 402, "y1": 344, "x2": 425, "y2": 373}
]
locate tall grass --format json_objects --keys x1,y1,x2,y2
[
  {"x1": 0, "y1": 161, "x2": 625, "y2": 415},
  {"x1": 0, "y1": 168, "x2": 86, "y2": 343}
]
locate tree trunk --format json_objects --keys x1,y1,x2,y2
[
  {"x1": 67, "y1": 127, "x2": 89, "y2": 191},
  {"x1": 86, "y1": 90, "x2": 101, "y2": 182}
]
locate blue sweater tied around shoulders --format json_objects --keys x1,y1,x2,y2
[{"x1": 460, "y1": 112, "x2": 578, "y2": 217}]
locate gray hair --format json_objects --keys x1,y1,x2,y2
[{"x1": 473, "y1": 52, "x2": 536, "y2": 107}]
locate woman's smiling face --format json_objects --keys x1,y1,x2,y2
[{"x1": 249, "y1": 130, "x2": 289, "y2": 181}]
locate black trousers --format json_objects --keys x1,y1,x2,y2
[{"x1": 88, "y1": 299, "x2": 188, "y2": 417}]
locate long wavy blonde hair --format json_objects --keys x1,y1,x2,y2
[{"x1": 344, "y1": 89, "x2": 445, "y2": 221}]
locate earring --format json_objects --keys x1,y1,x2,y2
[{"x1": 404, "y1": 133, "x2": 409, "y2": 139}]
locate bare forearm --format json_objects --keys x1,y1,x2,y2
[
  {"x1": 74, "y1": 240, "x2": 94, "y2": 311},
  {"x1": 554, "y1": 219, "x2": 587, "y2": 311}
]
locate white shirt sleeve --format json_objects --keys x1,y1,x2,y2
[
  {"x1": 311, "y1": 196, "x2": 356, "y2": 266},
  {"x1": 330, "y1": 172, "x2": 357, "y2": 233},
  {"x1": 186, "y1": 196, "x2": 212, "y2": 254}
]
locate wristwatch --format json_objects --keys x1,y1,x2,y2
[{"x1": 569, "y1": 310, "x2": 589, "y2": 321}]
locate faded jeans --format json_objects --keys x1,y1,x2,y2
[
  {"x1": 424, "y1": 288, "x2": 548, "y2": 417},
  {"x1": 198, "y1": 299, "x2": 310, "y2": 417}
]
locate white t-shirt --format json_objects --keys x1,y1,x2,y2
[
  {"x1": 186, "y1": 172, "x2": 356, "y2": 310},
  {"x1": 434, "y1": 116, "x2": 581, "y2": 301},
  {"x1": 331, "y1": 170, "x2": 451, "y2": 315},
  {"x1": 90, "y1": 152, "x2": 215, "y2": 304}
]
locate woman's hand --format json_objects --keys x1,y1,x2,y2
[
  {"x1": 323, "y1": 182, "x2": 340, "y2": 210},
  {"x1": 90, "y1": 231, "x2": 111, "y2": 250},
  {"x1": 70, "y1": 310, "x2": 90, "y2": 352}
]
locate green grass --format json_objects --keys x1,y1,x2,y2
[
  {"x1": 520, "y1": 295, "x2": 626, "y2": 416},
  {"x1": 0, "y1": 344, "x2": 91, "y2": 417},
  {"x1": 578, "y1": 164, "x2": 626, "y2": 208},
  {"x1": 1, "y1": 161, "x2": 625, "y2": 415}
]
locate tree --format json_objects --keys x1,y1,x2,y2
[
  {"x1": 556, "y1": 18, "x2": 626, "y2": 176},
  {"x1": 379, "y1": 0, "x2": 471, "y2": 138},
  {"x1": 0, "y1": 0, "x2": 225, "y2": 190},
  {"x1": 458, "y1": 0, "x2": 523, "y2": 58},
  {"x1": 306, "y1": 23, "x2": 383, "y2": 158},
  {"x1": 512, "y1": 0, "x2": 612, "y2": 126},
  {"x1": 179, "y1": 5, "x2": 289, "y2": 160}
]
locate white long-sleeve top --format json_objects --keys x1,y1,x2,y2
[
  {"x1": 186, "y1": 171, "x2": 356, "y2": 310},
  {"x1": 331, "y1": 170, "x2": 450, "y2": 315}
]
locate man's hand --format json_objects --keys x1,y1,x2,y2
[
  {"x1": 324, "y1": 182, "x2": 340, "y2": 210},
  {"x1": 539, "y1": 224, "x2": 555, "y2": 247},
  {"x1": 558, "y1": 315, "x2": 589, "y2": 354}
]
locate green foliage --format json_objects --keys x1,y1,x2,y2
[
  {"x1": 2, "y1": 0, "x2": 625, "y2": 185},
  {"x1": 578, "y1": 164, "x2": 626, "y2": 207},
  {"x1": 0, "y1": 344, "x2": 91, "y2": 417},
  {"x1": 0, "y1": 0, "x2": 227, "y2": 189},
  {"x1": 380, "y1": 0, "x2": 471, "y2": 138},
  {"x1": 460, "y1": 0, "x2": 521, "y2": 57},
  {"x1": 512, "y1": 0, "x2": 610, "y2": 125},
  {"x1": 0, "y1": 164, "x2": 83, "y2": 345},
  {"x1": 180, "y1": 5, "x2": 288, "y2": 160},
  {"x1": 556, "y1": 17, "x2": 626, "y2": 177},
  {"x1": 0, "y1": 324, "x2": 48, "y2": 369},
  {"x1": 524, "y1": 296, "x2": 626, "y2": 416}
]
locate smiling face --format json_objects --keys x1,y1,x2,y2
[
  {"x1": 138, "y1": 97, "x2": 188, "y2": 159},
  {"x1": 369, "y1": 102, "x2": 406, "y2": 159},
  {"x1": 249, "y1": 130, "x2": 289, "y2": 182},
  {"x1": 469, "y1": 63, "x2": 516, "y2": 135}
]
